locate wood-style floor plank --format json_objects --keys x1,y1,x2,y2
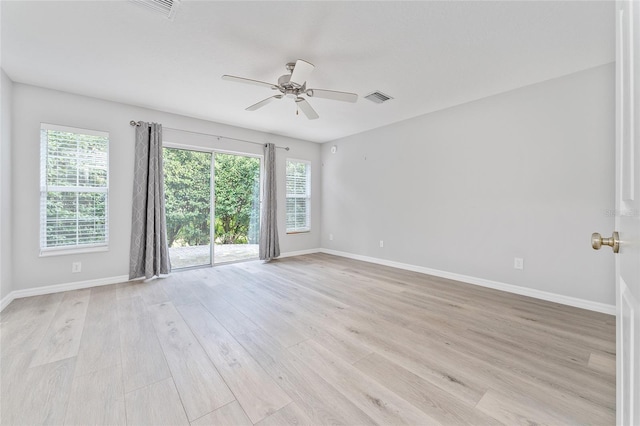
[
  {"x1": 30, "y1": 289, "x2": 91, "y2": 367},
  {"x1": 475, "y1": 388, "x2": 577, "y2": 426},
  {"x1": 63, "y1": 365, "x2": 126, "y2": 426},
  {"x1": 177, "y1": 302, "x2": 291, "y2": 423},
  {"x1": 4, "y1": 357, "x2": 76, "y2": 425},
  {"x1": 0, "y1": 293, "x2": 63, "y2": 356},
  {"x1": 148, "y1": 301, "x2": 234, "y2": 421},
  {"x1": 236, "y1": 330, "x2": 377, "y2": 425},
  {"x1": 0, "y1": 292, "x2": 64, "y2": 324},
  {"x1": 289, "y1": 338, "x2": 441, "y2": 425},
  {"x1": 353, "y1": 352, "x2": 502, "y2": 425},
  {"x1": 190, "y1": 401, "x2": 252, "y2": 426},
  {"x1": 0, "y1": 350, "x2": 35, "y2": 425},
  {"x1": 221, "y1": 284, "x2": 310, "y2": 348},
  {"x1": 124, "y1": 378, "x2": 189, "y2": 426},
  {"x1": 117, "y1": 296, "x2": 171, "y2": 393},
  {"x1": 74, "y1": 286, "x2": 121, "y2": 376},
  {"x1": 588, "y1": 351, "x2": 617, "y2": 376},
  {"x1": 255, "y1": 401, "x2": 314, "y2": 426}
]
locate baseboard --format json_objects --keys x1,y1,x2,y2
[
  {"x1": 0, "y1": 292, "x2": 15, "y2": 312},
  {"x1": 318, "y1": 248, "x2": 616, "y2": 315},
  {"x1": 0, "y1": 274, "x2": 130, "y2": 312},
  {"x1": 278, "y1": 248, "x2": 322, "y2": 258}
]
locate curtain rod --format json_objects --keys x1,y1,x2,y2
[{"x1": 129, "y1": 120, "x2": 290, "y2": 151}]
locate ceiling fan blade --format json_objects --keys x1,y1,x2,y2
[
  {"x1": 246, "y1": 95, "x2": 283, "y2": 111},
  {"x1": 306, "y1": 88, "x2": 358, "y2": 103},
  {"x1": 289, "y1": 60, "x2": 314, "y2": 87},
  {"x1": 222, "y1": 75, "x2": 277, "y2": 89},
  {"x1": 295, "y1": 98, "x2": 319, "y2": 120}
]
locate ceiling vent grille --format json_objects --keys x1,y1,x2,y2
[
  {"x1": 130, "y1": 0, "x2": 181, "y2": 20},
  {"x1": 364, "y1": 91, "x2": 393, "y2": 104}
]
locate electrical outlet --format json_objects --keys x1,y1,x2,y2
[
  {"x1": 72, "y1": 262, "x2": 82, "y2": 273},
  {"x1": 329, "y1": 234, "x2": 333, "y2": 241},
  {"x1": 514, "y1": 257, "x2": 524, "y2": 270},
  {"x1": 379, "y1": 240, "x2": 384, "y2": 248}
]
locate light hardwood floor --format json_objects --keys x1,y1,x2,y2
[{"x1": 0, "y1": 253, "x2": 616, "y2": 425}]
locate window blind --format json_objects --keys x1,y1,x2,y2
[
  {"x1": 285, "y1": 159, "x2": 311, "y2": 233},
  {"x1": 40, "y1": 123, "x2": 109, "y2": 253}
]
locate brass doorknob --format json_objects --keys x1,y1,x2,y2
[{"x1": 591, "y1": 232, "x2": 620, "y2": 253}]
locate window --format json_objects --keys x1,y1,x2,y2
[
  {"x1": 40, "y1": 123, "x2": 109, "y2": 255},
  {"x1": 286, "y1": 159, "x2": 311, "y2": 233}
]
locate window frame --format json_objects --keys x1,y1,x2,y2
[
  {"x1": 285, "y1": 158, "x2": 311, "y2": 234},
  {"x1": 39, "y1": 123, "x2": 110, "y2": 256}
]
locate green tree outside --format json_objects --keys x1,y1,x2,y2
[
  {"x1": 214, "y1": 153, "x2": 260, "y2": 245},
  {"x1": 163, "y1": 148, "x2": 260, "y2": 248},
  {"x1": 163, "y1": 148, "x2": 211, "y2": 247},
  {"x1": 44, "y1": 130, "x2": 108, "y2": 248}
]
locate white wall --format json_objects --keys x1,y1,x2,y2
[
  {"x1": 11, "y1": 84, "x2": 320, "y2": 292},
  {"x1": 0, "y1": 69, "x2": 13, "y2": 301},
  {"x1": 321, "y1": 63, "x2": 616, "y2": 305}
]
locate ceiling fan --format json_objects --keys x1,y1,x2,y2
[{"x1": 222, "y1": 59, "x2": 358, "y2": 120}]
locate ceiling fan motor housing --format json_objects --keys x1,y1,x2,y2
[
  {"x1": 278, "y1": 74, "x2": 292, "y2": 87},
  {"x1": 277, "y1": 74, "x2": 307, "y2": 98}
]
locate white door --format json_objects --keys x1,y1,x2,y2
[{"x1": 615, "y1": 1, "x2": 640, "y2": 424}]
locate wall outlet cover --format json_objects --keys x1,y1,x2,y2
[{"x1": 514, "y1": 257, "x2": 524, "y2": 270}]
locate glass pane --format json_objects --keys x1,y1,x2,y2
[
  {"x1": 45, "y1": 191, "x2": 78, "y2": 247},
  {"x1": 77, "y1": 192, "x2": 107, "y2": 244},
  {"x1": 46, "y1": 130, "x2": 108, "y2": 188},
  {"x1": 285, "y1": 160, "x2": 310, "y2": 233},
  {"x1": 286, "y1": 197, "x2": 309, "y2": 232},
  {"x1": 163, "y1": 147, "x2": 212, "y2": 269},
  {"x1": 214, "y1": 153, "x2": 260, "y2": 263}
]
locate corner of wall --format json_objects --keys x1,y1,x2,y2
[{"x1": 0, "y1": 68, "x2": 14, "y2": 308}]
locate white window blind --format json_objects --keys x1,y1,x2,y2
[
  {"x1": 286, "y1": 159, "x2": 311, "y2": 233},
  {"x1": 40, "y1": 123, "x2": 109, "y2": 254}
]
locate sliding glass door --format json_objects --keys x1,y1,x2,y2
[
  {"x1": 163, "y1": 147, "x2": 212, "y2": 269},
  {"x1": 163, "y1": 147, "x2": 261, "y2": 269},
  {"x1": 213, "y1": 153, "x2": 261, "y2": 263}
]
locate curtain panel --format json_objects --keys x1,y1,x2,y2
[
  {"x1": 129, "y1": 122, "x2": 171, "y2": 279},
  {"x1": 259, "y1": 143, "x2": 280, "y2": 261}
]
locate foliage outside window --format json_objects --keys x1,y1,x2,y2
[
  {"x1": 163, "y1": 148, "x2": 211, "y2": 248},
  {"x1": 163, "y1": 148, "x2": 261, "y2": 248},
  {"x1": 213, "y1": 153, "x2": 261, "y2": 245},
  {"x1": 40, "y1": 124, "x2": 109, "y2": 254},
  {"x1": 286, "y1": 159, "x2": 311, "y2": 233}
]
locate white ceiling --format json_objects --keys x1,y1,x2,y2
[{"x1": 1, "y1": 1, "x2": 614, "y2": 143}]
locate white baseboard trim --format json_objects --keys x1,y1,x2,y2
[
  {"x1": 278, "y1": 248, "x2": 322, "y2": 258},
  {"x1": 0, "y1": 292, "x2": 14, "y2": 312},
  {"x1": 318, "y1": 248, "x2": 616, "y2": 315},
  {"x1": 0, "y1": 274, "x2": 130, "y2": 312}
]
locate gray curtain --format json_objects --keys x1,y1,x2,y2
[
  {"x1": 129, "y1": 122, "x2": 171, "y2": 279},
  {"x1": 259, "y1": 143, "x2": 280, "y2": 261}
]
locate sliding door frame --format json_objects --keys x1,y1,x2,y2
[{"x1": 163, "y1": 141, "x2": 264, "y2": 268}]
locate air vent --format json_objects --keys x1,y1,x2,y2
[
  {"x1": 130, "y1": 0, "x2": 181, "y2": 20},
  {"x1": 364, "y1": 91, "x2": 393, "y2": 104}
]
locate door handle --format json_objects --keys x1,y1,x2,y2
[{"x1": 591, "y1": 232, "x2": 620, "y2": 253}]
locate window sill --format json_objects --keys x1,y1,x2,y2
[
  {"x1": 286, "y1": 230, "x2": 311, "y2": 235},
  {"x1": 39, "y1": 245, "x2": 109, "y2": 257}
]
